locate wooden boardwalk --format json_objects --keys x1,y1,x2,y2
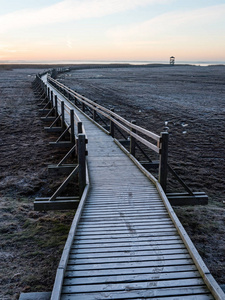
[{"x1": 38, "y1": 74, "x2": 224, "y2": 300}]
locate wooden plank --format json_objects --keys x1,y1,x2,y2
[
  {"x1": 87, "y1": 191, "x2": 160, "y2": 196},
  {"x1": 65, "y1": 263, "x2": 197, "y2": 278},
  {"x1": 48, "y1": 164, "x2": 77, "y2": 175},
  {"x1": 88, "y1": 188, "x2": 159, "y2": 193},
  {"x1": 61, "y1": 288, "x2": 213, "y2": 300},
  {"x1": 83, "y1": 204, "x2": 166, "y2": 211},
  {"x1": 79, "y1": 216, "x2": 170, "y2": 222},
  {"x1": 167, "y1": 193, "x2": 208, "y2": 206},
  {"x1": 34, "y1": 199, "x2": 79, "y2": 211},
  {"x1": 80, "y1": 210, "x2": 168, "y2": 217},
  {"x1": 44, "y1": 127, "x2": 64, "y2": 133},
  {"x1": 72, "y1": 243, "x2": 186, "y2": 253},
  {"x1": 73, "y1": 230, "x2": 178, "y2": 240},
  {"x1": 77, "y1": 221, "x2": 173, "y2": 230},
  {"x1": 72, "y1": 241, "x2": 185, "y2": 252},
  {"x1": 80, "y1": 211, "x2": 169, "y2": 218},
  {"x1": 75, "y1": 226, "x2": 176, "y2": 236},
  {"x1": 78, "y1": 217, "x2": 172, "y2": 225},
  {"x1": 71, "y1": 248, "x2": 189, "y2": 259},
  {"x1": 72, "y1": 239, "x2": 183, "y2": 249},
  {"x1": 35, "y1": 196, "x2": 79, "y2": 201},
  {"x1": 87, "y1": 188, "x2": 160, "y2": 193},
  {"x1": 85, "y1": 197, "x2": 162, "y2": 202},
  {"x1": 40, "y1": 116, "x2": 56, "y2": 122},
  {"x1": 63, "y1": 270, "x2": 201, "y2": 286},
  {"x1": 68, "y1": 253, "x2": 191, "y2": 265},
  {"x1": 84, "y1": 199, "x2": 163, "y2": 205},
  {"x1": 62, "y1": 278, "x2": 205, "y2": 294},
  {"x1": 74, "y1": 235, "x2": 181, "y2": 245},
  {"x1": 66, "y1": 258, "x2": 194, "y2": 271},
  {"x1": 82, "y1": 206, "x2": 167, "y2": 213},
  {"x1": 79, "y1": 217, "x2": 172, "y2": 224},
  {"x1": 83, "y1": 202, "x2": 165, "y2": 208},
  {"x1": 77, "y1": 223, "x2": 174, "y2": 231}
]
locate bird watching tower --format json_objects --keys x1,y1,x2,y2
[{"x1": 170, "y1": 56, "x2": 175, "y2": 65}]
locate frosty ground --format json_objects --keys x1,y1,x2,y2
[{"x1": 0, "y1": 64, "x2": 224, "y2": 299}]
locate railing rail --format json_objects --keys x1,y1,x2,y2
[
  {"x1": 48, "y1": 75, "x2": 160, "y2": 142},
  {"x1": 46, "y1": 75, "x2": 170, "y2": 190},
  {"x1": 32, "y1": 75, "x2": 88, "y2": 208}
]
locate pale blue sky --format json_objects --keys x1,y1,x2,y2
[{"x1": 0, "y1": 0, "x2": 225, "y2": 61}]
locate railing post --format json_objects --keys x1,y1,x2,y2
[
  {"x1": 54, "y1": 95, "x2": 58, "y2": 116},
  {"x1": 78, "y1": 134, "x2": 86, "y2": 198},
  {"x1": 44, "y1": 84, "x2": 47, "y2": 97},
  {"x1": 159, "y1": 131, "x2": 169, "y2": 193},
  {"x1": 50, "y1": 90, "x2": 53, "y2": 105},
  {"x1": 110, "y1": 108, "x2": 115, "y2": 138},
  {"x1": 77, "y1": 121, "x2": 83, "y2": 134},
  {"x1": 93, "y1": 101, "x2": 97, "y2": 121},
  {"x1": 82, "y1": 102, "x2": 85, "y2": 112},
  {"x1": 61, "y1": 101, "x2": 65, "y2": 128},
  {"x1": 130, "y1": 120, "x2": 136, "y2": 156},
  {"x1": 70, "y1": 110, "x2": 75, "y2": 144}
]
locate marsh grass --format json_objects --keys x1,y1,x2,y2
[
  {"x1": 0, "y1": 196, "x2": 74, "y2": 299},
  {"x1": 174, "y1": 204, "x2": 225, "y2": 277}
]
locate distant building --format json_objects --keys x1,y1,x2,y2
[{"x1": 170, "y1": 56, "x2": 175, "y2": 65}]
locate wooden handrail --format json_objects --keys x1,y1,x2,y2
[
  {"x1": 47, "y1": 75, "x2": 160, "y2": 148},
  {"x1": 46, "y1": 74, "x2": 168, "y2": 191}
]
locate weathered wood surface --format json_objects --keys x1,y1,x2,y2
[{"x1": 40, "y1": 75, "x2": 224, "y2": 300}]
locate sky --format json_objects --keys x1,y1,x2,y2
[{"x1": 0, "y1": 0, "x2": 225, "y2": 62}]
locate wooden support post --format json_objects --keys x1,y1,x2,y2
[
  {"x1": 44, "y1": 84, "x2": 47, "y2": 96},
  {"x1": 61, "y1": 101, "x2": 65, "y2": 129},
  {"x1": 77, "y1": 122, "x2": 83, "y2": 134},
  {"x1": 82, "y1": 102, "x2": 85, "y2": 112},
  {"x1": 130, "y1": 120, "x2": 136, "y2": 157},
  {"x1": 93, "y1": 101, "x2": 97, "y2": 121},
  {"x1": 54, "y1": 95, "x2": 58, "y2": 116},
  {"x1": 50, "y1": 90, "x2": 53, "y2": 104},
  {"x1": 78, "y1": 134, "x2": 86, "y2": 198},
  {"x1": 159, "y1": 131, "x2": 169, "y2": 193},
  {"x1": 110, "y1": 108, "x2": 115, "y2": 138},
  {"x1": 93, "y1": 108, "x2": 97, "y2": 121},
  {"x1": 70, "y1": 110, "x2": 75, "y2": 144}
]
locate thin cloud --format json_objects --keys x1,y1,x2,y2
[
  {"x1": 109, "y1": 4, "x2": 225, "y2": 42},
  {"x1": 0, "y1": 0, "x2": 172, "y2": 34}
]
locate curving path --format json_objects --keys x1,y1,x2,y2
[{"x1": 40, "y1": 74, "x2": 224, "y2": 300}]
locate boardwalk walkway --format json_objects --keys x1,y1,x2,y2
[{"x1": 39, "y1": 74, "x2": 224, "y2": 300}]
